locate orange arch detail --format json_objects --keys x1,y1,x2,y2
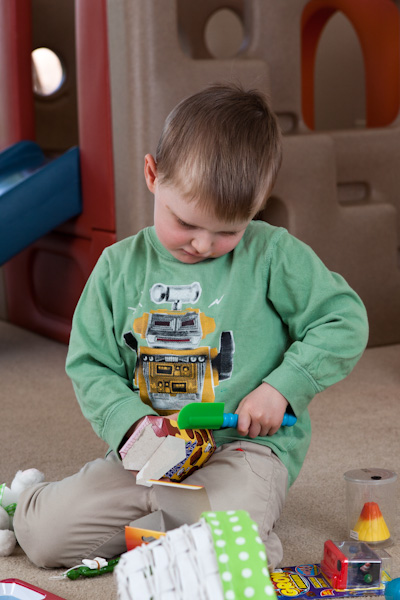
[{"x1": 301, "y1": 0, "x2": 400, "y2": 129}]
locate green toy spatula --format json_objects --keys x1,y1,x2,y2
[{"x1": 177, "y1": 402, "x2": 296, "y2": 430}]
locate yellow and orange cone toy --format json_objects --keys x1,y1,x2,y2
[{"x1": 353, "y1": 501, "x2": 391, "y2": 543}]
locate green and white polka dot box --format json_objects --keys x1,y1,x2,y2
[{"x1": 115, "y1": 510, "x2": 277, "y2": 600}]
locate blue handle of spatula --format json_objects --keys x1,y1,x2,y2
[
  {"x1": 221, "y1": 412, "x2": 296, "y2": 429},
  {"x1": 221, "y1": 413, "x2": 239, "y2": 428},
  {"x1": 282, "y1": 413, "x2": 297, "y2": 426}
]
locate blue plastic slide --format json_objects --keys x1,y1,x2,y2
[{"x1": 0, "y1": 140, "x2": 82, "y2": 265}]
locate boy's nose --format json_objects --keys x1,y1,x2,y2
[{"x1": 191, "y1": 233, "x2": 213, "y2": 256}]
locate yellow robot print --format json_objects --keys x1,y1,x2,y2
[{"x1": 123, "y1": 282, "x2": 235, "y2": 414}]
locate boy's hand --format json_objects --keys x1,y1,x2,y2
[
  {"x1": 165, "y1": 412, "x2": 179, "y2": 422},
  {"x1": 236, "y1": 382, "x2": 289, "y2": 438},
  {"x1": 123, "y1": 412, "x2": 180, "y2": 446}
]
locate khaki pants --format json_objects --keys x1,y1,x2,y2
[{"x1": 14, "y1": 440, "x2": 288, "y2": 570}]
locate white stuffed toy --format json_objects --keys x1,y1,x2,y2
[{"x1": 0, "y1": 468, "x2": 44, "y2": 556}]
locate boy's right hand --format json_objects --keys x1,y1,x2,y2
[{"x1": 236, "y1": 382, "x2": 289, "y2": 438}]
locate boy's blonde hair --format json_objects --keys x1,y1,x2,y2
[{"x1": 155, "y1": 83, "x2": 282, "y2": 222}]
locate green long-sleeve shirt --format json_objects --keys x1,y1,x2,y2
[{"x1": 66, "y1": 221, "x2": 368, "y2": 486}]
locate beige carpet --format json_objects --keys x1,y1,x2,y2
[{"x1": 0, "y1": 320, "x2": 399, "y2": 599}]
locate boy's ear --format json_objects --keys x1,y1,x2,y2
[{"x1": 144, "y1": 154, "x2": 158, "y2": 193}]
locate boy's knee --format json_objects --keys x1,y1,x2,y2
[{"x1": 14, "y1": 483, "x2": 69, "y2": 568}]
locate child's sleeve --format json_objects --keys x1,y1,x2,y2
[
  {"x1": 65, "y1": 251, "x2": 157, "y2": 453},
  {"x1": 263, "y1": 230, "x2": 369, "y2": 417}
]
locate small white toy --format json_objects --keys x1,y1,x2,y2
[{"x1": 0, "y1": 468, "x2": 44, "y2": 556}]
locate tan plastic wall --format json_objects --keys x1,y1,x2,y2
[
  {"x1": 106, "y1": 0, "x2": 400, "y2": 347},
  {"x1": 106, "y1": 1, "x2": 270, "y2": 236}
]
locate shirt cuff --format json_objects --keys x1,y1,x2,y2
[{"x1": 262, "y1": 358, "x2": 319, "y2": 416}]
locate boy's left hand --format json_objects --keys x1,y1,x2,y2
[
  {"x1": 166, "y1": 412, "x2": 179, "y2": 422},
  {"x1": 236, "y1": 382, "x2": 289, "y2": 438}
]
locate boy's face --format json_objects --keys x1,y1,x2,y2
[{"x1": 145, "y1": 155, "x2": 256, "y2": 264}]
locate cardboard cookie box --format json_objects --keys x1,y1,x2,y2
[{"x1": 119, "y1": 415, "x2": 216, "y2": 485}]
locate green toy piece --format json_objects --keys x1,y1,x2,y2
[{"x1": 65, "y1": 557, "x2": 120, "y2": 579}]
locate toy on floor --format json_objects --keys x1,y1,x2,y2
[
  {"x1": 321, "y1": 540, "x2": 391, "y2": 590},
  {"x1": 386, "y1": 578, "x2": 400, "y2": 600},
  {"x1": 271, "y1": 540, "x2": 392, "y2": 598},
  {"x1": 0, "y1": 578, "x2": 66, "y2": 599},
  {"x1": 115, "y1": 510, "x2": 277, "y2": 600},
  {"x1": 55, "y1": 556, "x2": 120, "y2": 579},
  {"x1": 0, "y1": 469, "x2": 44, "y2": 556},
  {"x1": 344, "y1": 468, "x2": 397, "y2": 548}
]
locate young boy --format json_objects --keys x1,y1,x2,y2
[{"x1": 14, "y1": 84, "x2": 368, "y2": 570}]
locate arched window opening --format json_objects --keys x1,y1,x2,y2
[
  {"x1": 301, "y1": 0, "x2": 400, "y2": 130},
  {"x1": 314, "y1": 12, "x2": 365, "y2": 130}
]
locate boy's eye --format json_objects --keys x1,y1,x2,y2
[
  {"x1": 177, "y1": 218, "x2": 194, "y2": 229},
  {"x1": 220, "y1": 230, "x2": 239, "y2": 237},
  {"x1": 176, "y1": 216, "x2": 240, "y2": 237}
]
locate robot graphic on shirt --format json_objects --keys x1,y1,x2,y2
[{"x1": 123, "y1": 282, "x2": 234, "y2": 413}]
